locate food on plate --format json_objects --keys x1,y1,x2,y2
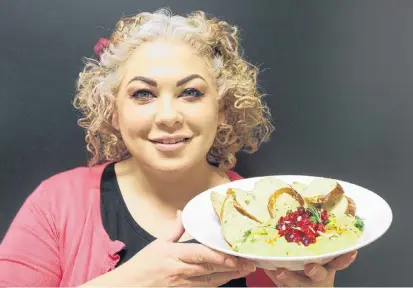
[
  {"x1": 300, "y1": 178, "x2": 344, "y2": 204},
  {"x1": 211, "y1": 177, "x2": 365, "y2": 257},
  {"x1": 267, "y1": 187, "x2": 305, "y2": 221},
  {"x1": 290, "y1": 181, "x2": 306, "y2": 194},
  {"x1": 211, "y1": 191, "x2": 225, "y2": 220},
  {"x1": 322, "y1": 195, "x2": 356, "y2": 217},
  {"x1": 220, "y1": 193, "x2": 259, "y2": 247},
  {"x1": 230, "y1": 188, "x2": 269, "y2": 223},
  {"x1": 233, "y1": 177, "x2": 292, "y2": 223}
]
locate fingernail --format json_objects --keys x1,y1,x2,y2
[
  {"x1": 351, "y1": 251, "x2": 358, "y2": 261},
  {"x1": 308, "y1": 266, "x2": 317, "y2": 277},
  {"x1": 176, "y1": 210, "x2": 181, "y2": 217},
  {"x1": 225, "y1": 257, "x2": 237, "y2": 267}
]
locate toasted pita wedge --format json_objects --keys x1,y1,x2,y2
[
  {"x1": 254, "y1": 177, "x2": 292, "y2": 212},
  {"x1": 268, "y1": 187, "x2": 305, "y2": 221},
  {"x1": 290, "y1": 181, "x2": 310, "y2": 207},
  {"x1": 222, "y1": 178, "x2": 292, "y2": 224},
  {"x1": 220, "y1": 194, "x2": 259, "y2": 247},
  {"x1": 322, "y1": 195, "x2": 356, "y2": 216},
  {"x1": 230, "y1": 188, "x2": 270, "y2": 223},
  {"x1": 300, "y1": 178, "x2": 344, "y2": 204},
  {"x1": 211, "y1": 191, "x2": 225, "y2": 220},
  {"x1": 242, "y1": 177, "x2": 293, "y2": 222},
  {"x1": 290, "y1": 181, "x2": 307, "y2": 193},
  {"x1": 253, "y1": 177, "x2": 292, "y2": 199}
]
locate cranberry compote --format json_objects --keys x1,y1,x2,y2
[{"x1": 276, "y1": 207, "x2": 329, "y2": 246}]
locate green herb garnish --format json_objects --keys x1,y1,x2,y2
[
  {"x1": 287, "y1": 209, "x2": 293, "y2": 214},
  {"x1": 309, "y1": 215, "x2": 318, "y2": 224},
  {"x1": 355, "y1": 216, "x2": 365, "y2": 231},
  {"x1": 308, "y1": 205, "x2": 322, "y2": 224},
  {"x1": 242, "y1": 229, "x2": 252, "y2": 242}
]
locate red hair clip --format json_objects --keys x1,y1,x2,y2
[{"x1": 93, "y1": 38, "x2": 110, "y2": 59}]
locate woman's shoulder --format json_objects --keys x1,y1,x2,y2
[
  {"x1": 31, "y1": 162, "x2": 110, "y2": 207},
  {"x1": 43, "y1": 162, "x2": 107, "y2": 185},
  {"x1": 42, "y1": 162, "x2": 107, "y2": 188}
]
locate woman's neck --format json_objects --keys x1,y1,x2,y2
[{"x1": 114, "y1": 158, "x2": 230, "y2": 212}]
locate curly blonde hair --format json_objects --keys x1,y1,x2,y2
[{"x1": 73, "y1": 8, "x2": 274, "y2": 169}]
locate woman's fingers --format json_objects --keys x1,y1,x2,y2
[
  {"x1": 265, "y1": 268, "x2": 312, "y2": 287},
  {"x1": 188, "y1": 270, "x2": 252, "y2": 287},
  {"x1": 177, "y1": 243, "x2": 251, "y2": 268},
  {"x1": 303, "y1": 263, "x2": 329, "y2": 282},
  {"x1": 174, "y1": 242, "x2": 256, "y2": 286},
  {"x1": 326, "y1": 251, "x2": 358, "y2": 271},
  {"x1": 181, "y1": 260, "x2": 256, "y2": 277},
  {"x1": 263, "y1": 252, "x2": 358, "y2": 288},
  {"x1": 175, "y1": 243, "x2": 256, "y2": 286}
]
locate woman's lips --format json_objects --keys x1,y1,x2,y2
[{"x1": 151, "y1": 138, "x2": 191, "y2": 152}]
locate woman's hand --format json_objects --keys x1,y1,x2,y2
[
  {"x1": 83, "y1": 211, "x2": 256, "y2": 287},
  {"x1": 264, "y1": 251, "x2": 357, "y2": 287}
]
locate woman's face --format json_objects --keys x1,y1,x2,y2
[{"x1": 114, "y1": 39, "x2": 223, "y2": 172}]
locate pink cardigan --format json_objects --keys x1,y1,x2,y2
[{"x1": 0, "y1": 163, "x2": 274, "y2": 287}]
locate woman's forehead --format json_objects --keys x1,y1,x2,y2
[{"x1": 122, "y1": 39, "x2": 214, "y2": 84}]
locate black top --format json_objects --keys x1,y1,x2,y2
[{"x1": 100, "y1": 162, "x2": 247, "y2": 287}]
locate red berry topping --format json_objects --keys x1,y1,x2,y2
[{"x1": 275, "y1": 206, "x2": 329, "y2": 246}]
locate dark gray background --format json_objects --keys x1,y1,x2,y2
[{"x1": 0, "y1": 0, "x2": 411, "y2": 286}]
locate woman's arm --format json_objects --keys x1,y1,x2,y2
[{"x1": 0, "y1": 183, "x2": 61, "y2": 287}]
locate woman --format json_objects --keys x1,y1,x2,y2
[{"x1": 0, "y1": 9, "x2": 356, "y2": 287}]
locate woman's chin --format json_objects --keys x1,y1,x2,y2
[{"x1": 145, "y1": 157, "x2": 204, "y2": 174}]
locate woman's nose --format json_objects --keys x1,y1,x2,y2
[{"x1": 154, "y1": 96, "x2": 183, "y2": 128}]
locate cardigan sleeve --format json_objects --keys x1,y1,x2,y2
[{"x1": 0, "y1": 182, "x2": 62, "y2": 287}]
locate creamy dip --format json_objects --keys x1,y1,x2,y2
[{"x1": 232, "y1": 215, "x2": 363, "y2": 257}]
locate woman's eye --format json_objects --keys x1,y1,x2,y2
[
  {"x1": 131, "y1": 89, "x2": 154, "y2": 100},
  {"x1": 181, "y1": 88, "x2": 204, "y2": 98}
]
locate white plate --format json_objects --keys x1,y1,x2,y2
[{"x1": 182, "y1": 175, "x2": 393, "y2": 271}]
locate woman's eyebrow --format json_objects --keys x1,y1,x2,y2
[{"x1": 127, "y1": 74, "x2": 206, "y2": 87}]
